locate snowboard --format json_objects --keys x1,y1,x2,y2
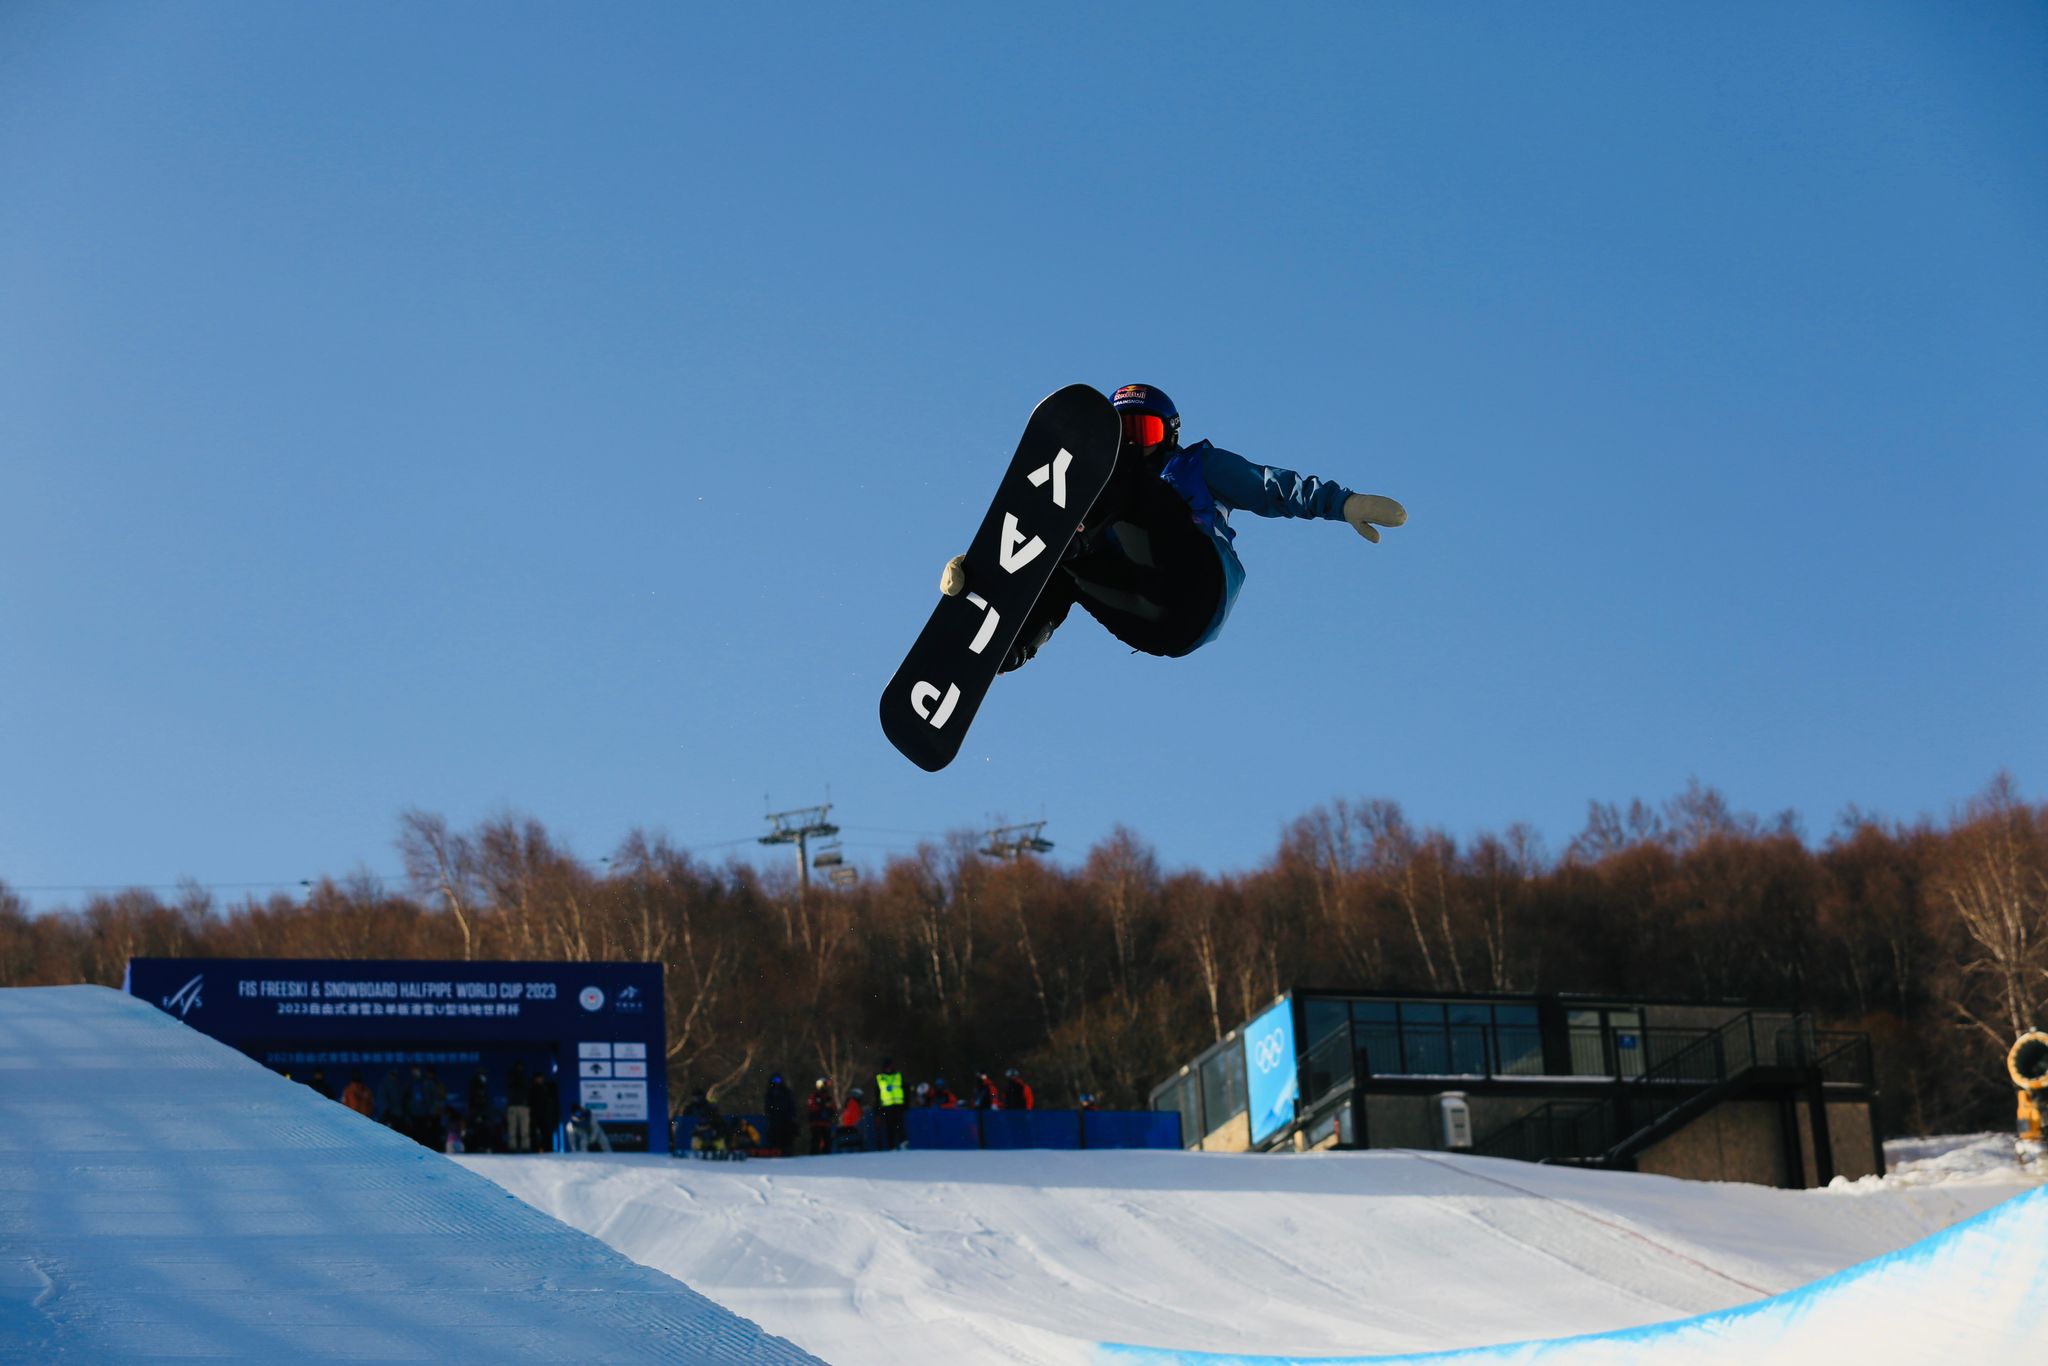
[{"x1": 880, "y1": 383, "x2": 1121, "y2": 772}]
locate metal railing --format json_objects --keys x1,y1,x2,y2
[
  {"x1": 1475, "y1": 1098, "x2": 1616, "y2": 1164},
  {"x1": 1567, "y1": 1025, "x2": 1717, "y2": 1080},
  {"x1": 1306, "y1": 1008, "x2": 1873, "y2": 1163},
  {"x1": 1474, "y1": 1011, "x2": 1861, "y2": 1167},
  {"x1": 1301, "y1": 1022, "x2": 1356, "y2": 1111},
  {"x1": 1358, "y1": 1022, "x2": 1603, "y2": 1081},
  {"x1": 1816, "y1": 1031, "x2": 1875, "y2": 1088},
  {"x1": 1309, "y1": 1015, "x2": 1792, "y2": 1102}
]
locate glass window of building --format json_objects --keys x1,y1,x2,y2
[
  {"x1": 1157, "y1": 1073, "x2": 1200, "y2": 1149},
  {"x1": 1494, "y1": 1005, "x2": 1543, "y2": 1075},
  {"x1": 1399, "y1": 1001, "x2": 1450, "y2": 1074},
  {"x1": 1447, "y1": 1002, "x2": 1490, "y2": 1075},
  {"x1": 1353, "y1": 1000, "x2": 1399, "y2": 1076},
  {"x1": 1567, "y1": 1008, "x2": 1608, "y2": 1075},
  {"x1": 1304, "y1": 998, "x2": 1350, "y2": 1052},
  {"x1": 1197, "y1": 1037, "x2": 1247, "y2": 1143},
  {"x1": 1301, "y1": 999, "x2": 1354, "y2": 1104},
  {"x1": 1610, "y1": 1009, "x2": 1645, "y2": 1078}
]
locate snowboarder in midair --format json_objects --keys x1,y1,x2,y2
[{"x1": 941, "y1": 384, "x2": 1406, "y2": 670}]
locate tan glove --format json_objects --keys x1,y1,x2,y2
[
  {"x1": 1343, "y1": 493, "x2": 1407, "y2": 543},
  {"x1": 939, "y1": 554, "x2": 968, "y2": 597}
]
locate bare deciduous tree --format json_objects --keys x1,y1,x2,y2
[
  {"x1": 397, "y1": 810, "x2": 477, "y2": 960},
  {"x1": 1934, "y1": 774, "x2": 2048, "y2": 1046}
]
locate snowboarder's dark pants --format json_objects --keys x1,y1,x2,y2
[{"x1": 1008, "y1": 461, "x2": 1223, "y2": 668}]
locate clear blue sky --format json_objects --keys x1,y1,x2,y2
[{"x1": 4, "y1": 3, "x2": 2043, "y2": 910}]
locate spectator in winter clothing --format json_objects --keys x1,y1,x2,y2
[
  {"x1": 403, "y1": 1065, "x2": 445, "y2": 1148},
  {"x1": 505, "y1": 1061, "x2": 532, "y2": 1153},
  {"x1": 973, "y1": 1073, "x2": 1000, "y2": 1110},
  {"x1": 836, "y1": 1086, "x2": 867, "y2": 1152},
  {"x1": 1002, "y1": 1067, "x2": 1035, "y2": 1111},
  {"x1": 680, "y1": 1088, "x2": 724, "y2": 1156},
  {"x1": 533, "y1": 1070, "x2": 560, "y2": 1152},
  {"x1": 341, "y1": 1073, "x2": 374, "y2": 1118},
  {"x1": 374, "y1": 1067, "x2": 406, "y2": 1129},
  {"x1": 807, "y1": 1078, "x2": 836, "y2": 1155},
  {"x1": 875, "y1": 1058, "x2": 907, "y2": 1150},
  {"x1": 566, "y1": 1104, "x2": 611, "y2": 1153},
  {"x1": 466, "y1": 1072, "x2": 492, "y2": 1149},
  {"x1": 763, "y1": 1073, "x2": 798, "y2": 1156}
]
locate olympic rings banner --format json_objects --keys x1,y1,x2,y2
[{"x1": 1244, "y1": 996, "x2": 1298, "y2": 1147}]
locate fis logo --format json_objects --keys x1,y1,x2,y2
[{"x1": 163, "y1": 974, "x2": 205, "y2": 1018}]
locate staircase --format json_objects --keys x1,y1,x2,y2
[{"x1": 1474, "y1": 1011, "x2": 1870, "y2": 1170}]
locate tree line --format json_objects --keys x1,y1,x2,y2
[{"x1": 2, "y1": 775, "x2": 2041, "y2": 1139}]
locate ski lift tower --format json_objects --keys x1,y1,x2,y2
[
  {"x1": 981, "y1": 821, "x2": 1054, "y2": 861},
  {"x1": 761, "y1": 804, "x2": 839, "y2": 896}
]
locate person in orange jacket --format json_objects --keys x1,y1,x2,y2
[
  {"x1": 1001, "y1": 1067, "x2": 1034, "y2": 1110},
  {"x1": 834, "y1": 1086, "x2": 867, "y2": 1153},
  {"x1": 341, "y1": 1073, "x2": 374, "y2": 1118}
]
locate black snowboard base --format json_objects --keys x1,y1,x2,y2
[{"x1": 880, "y1": 384, "x2": 1121, "y2": 772}]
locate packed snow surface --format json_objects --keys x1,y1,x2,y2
[
  {"x1": 0, "y1": 986, "x2": 821, "y2": 1362},
  {"x1": 465, "y1": 1129, "x2": 2044, "y2": 1366},
  {"x1": 3, "y1": 984, "x2": 2042, "y2": 1364}
]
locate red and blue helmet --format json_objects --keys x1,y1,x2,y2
[{"x1": 1111, "y1": 383, "x2": 1180, "y2": 450}]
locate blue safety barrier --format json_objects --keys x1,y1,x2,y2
[
  {"x1": 1079, "y1": 1110, "x2": 1181, "y2": 1149},
  {"x1": 905, "y1": 1108, "x2": 981, "y2": 1150},
  {"x1": 897, "y1": 1109, "x2": 1178, "y2": 1151},
  {"x1": 984, "y1": 1109, "x2": 1080, "y2": 1150}
]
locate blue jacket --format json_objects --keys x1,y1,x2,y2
[{"x1": 1155, "y1": 440, "x2": 1355, "y2": 649}]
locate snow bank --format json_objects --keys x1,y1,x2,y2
[
  {"x1": 0, "y1": 985, "x2": 822, "y2": 1362},
  {"x1": 1099, "y1": 1186, "x2": 2048, "y2": 1364},
  {"x1": 464, "y1": 1136, "x2": 2040, "y2": 1366},
  {"x1": 8, "y1": 982, "x2": 2036, "y2": 1366}
]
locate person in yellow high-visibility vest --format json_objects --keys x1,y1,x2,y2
[{"x1": 875, "y1": 1058, "x2": 907, "y2": 1150}]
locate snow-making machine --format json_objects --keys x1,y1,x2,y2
[{"x1": 2009, "y1": 1030, "x2": 2048, "y2": 1157}]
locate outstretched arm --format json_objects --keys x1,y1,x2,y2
[{"x1": 1201, "y1": 443, "x2": 1407, "y2": 541}]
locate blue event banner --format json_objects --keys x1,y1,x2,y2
[
  {"x1": 124, "y1": 958, "x2": 661, "y2": 1042},
  {"x1": 123, "y1": 957, "x2": 668, "y2": 1146},
  {"x1": 1243, "y1": 995, "x2": 1298, "y2": 1146}
]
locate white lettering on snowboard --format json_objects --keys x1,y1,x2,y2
[
  {"x1": 911, "y1": 680, "x2": 962, "y2": 729},
  {"x1": 999, "y1": 513, "x2": 1046, "y2": 574},
  {"x1": 1027, "y1": 448, "x2": 1074, "y2": 509},
  {"x1": 965, "y1": 593, "x2": 1000, "y2": 655}
]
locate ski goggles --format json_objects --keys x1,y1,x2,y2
[{"x1": 1120, "y1": 412, "x2": 1168, "y2": 447}]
